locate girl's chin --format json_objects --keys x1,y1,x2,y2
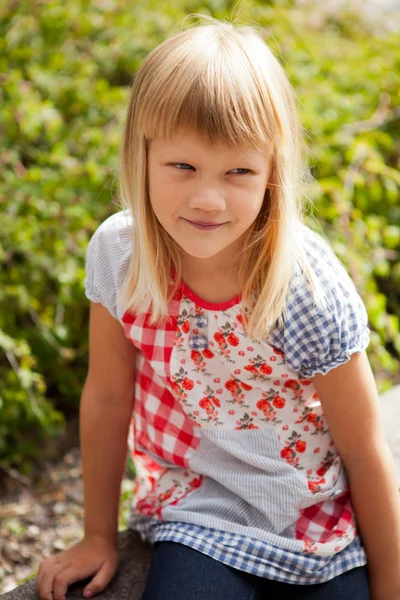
[
  {"x1": 176, "y1": 236, "x2": 244, "y2": 260},
  {"x1": 181, "y1": 248, "x2": 225, "y2": 260}
]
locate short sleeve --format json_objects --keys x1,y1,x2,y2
[
  {"x1": 83, "y1": 210, "x2": 133, "y2": 320},
  {"x1": 269, "y1": 227, "x2": 371, "y2": 378}
]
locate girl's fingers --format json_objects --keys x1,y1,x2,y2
[
  {"x1": 52, "y1": 566, "x2": 82, "y2": 600},
  {"x1": 37, "y1": 561, "x2": 68, "y2": 600},
  {"x1": 36, "y1": 555, "x2": 63, "y2": 593},
  {"x1": 52, "y1": 560, "x2": 109, "y2": 600},
  {"x1": 83, "y1": 559, "x2": 118, "y2": 598}
]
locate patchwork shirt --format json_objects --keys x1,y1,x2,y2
[{"x1": 83, "y1": 209, "x2": 371, "y2": 584}]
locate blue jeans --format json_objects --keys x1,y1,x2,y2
[{"x1": 141, "y1": 542, "x2": 370, "y2": 600}]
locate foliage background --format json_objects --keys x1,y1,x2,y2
[{"x1": 1, "y1": 0, "x2": 399, "y2": 472}]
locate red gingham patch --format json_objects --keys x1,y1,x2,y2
[
  {"x1": 122, "y1": 298, "x2": 200, "y2": 468},
  {"x1": 122, "y1": 301, "x2": 180, "y2": 383},
  {"x1": 296, "y1": 490, "x2": 354, "y2": 543}
]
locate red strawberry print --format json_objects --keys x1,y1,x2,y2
[
  {"x1": 272, "y1": 395, "x2": 285, "y2": 409},
  {"x1": 189, "y1": 476, "x2": 203, "y2": 489},
  {"x1": 227, "y1": 333, "x2": 239, "y2": 346},
  {"x1": 182, "y1": 377, "x2": 194, "y2": 390},
  {"x1": 199, "y1": 398, "x2": 212, "y2": 411},
  {"x1": 244, "y1": 365, "x2": 258, "y2": 374},
  {"x1": 307, "y1": 413, "x2": 318, "y2": 423},
  {"x1": 236, "y1": 313, "x2": 245, "y2": 325},
  {"x1": 202, "y1": 348, "x2": 214, "y2": 359},
  {"x1": 171, "y1": 382, "x2": 180, "y2": 394},
  {"x1": 214, "y1": 331, "x2": 225, "y2": 344},
  {"x1": 281, "y1": 447, "x2": 295, "y2": 460},
  {"x1": 242, "y1": 382, "x2": 253, "y2": 391},
  {"x1": 307, "y1": 478, "x2": 326, "y2": 493},
  {"x1": 285, "y1": 379, "x2": 299, "y2": 390},
  {"x1": 158, "y1": 488, "x2": 175, "y2": 503},
  {"x1": 181, "y1": 320, "x2": 190, "y2": 334},
  {"x1": 225, "y1": 380, "x2": 240, "y2": 393},
  {"x1": 295, "y1": 440, "x2": 307, "y2": 453},
  {"x1": 256, "y1": 399, "x2": 269, "y2": 411},
  {"x1": 260, "y1": 363, "x2": 273, "y2": 375}
]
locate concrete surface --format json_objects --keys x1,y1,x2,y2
[
  {"x1": 378, "y1": 384, "x2": 400, "y2": 486},
  {"x1": 0, "y1": 530, "x2": 152, "y2": 600}
]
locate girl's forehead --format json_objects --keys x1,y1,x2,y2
[{"x1": 149, "y1": 127, "x2": 270, "y2": 159}]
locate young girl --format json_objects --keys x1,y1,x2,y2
[{"x1": 37, "y1": 18, "x2": 400, "y2": 600}]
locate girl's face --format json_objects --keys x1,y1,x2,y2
[{"x1": 147, "y1": 126, "x2": 272, "y2": 272}]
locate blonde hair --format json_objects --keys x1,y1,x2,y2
[{"x1": 118, "y1": 17, "x2": 328, "y2": 338}]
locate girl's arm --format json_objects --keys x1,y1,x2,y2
[
  {"x1": 81, "y1": 301, "x2": 136, "y2": 543},
  {"x1": 313, "y1": 351, "x2": 400, "y2": 599},
  {"x1": 37, "y1": 303, "x2": 136, "y2": 600}
]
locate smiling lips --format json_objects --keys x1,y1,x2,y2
[{"x1": 184, "y1": 219, "x2": 224, "y2": 230}]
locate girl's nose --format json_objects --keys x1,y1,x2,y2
[{"x1": 188, "y1": 187, "x2": 226, "y2": 212}]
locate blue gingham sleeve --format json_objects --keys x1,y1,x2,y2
[
  {"x1": 269, "y1": 228, "x2": 371, "y2": 378},
  {"x1": 83, "y1": 210, "x2": 133, "y2": 320}
]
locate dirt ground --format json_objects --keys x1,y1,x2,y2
[{"x1": 0, "y1": 445, "x2": 85, "y2": 594}]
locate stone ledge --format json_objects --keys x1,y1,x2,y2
[
  {"x1": 0, "y1": 530, "x2": 152, "y2": 600},
  {"x1": 378, "y1": 384, "x2": 400, "y2": 486}
]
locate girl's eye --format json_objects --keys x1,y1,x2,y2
[
  {"x1": 173, "y1": 163, "x2": 194, "y2": 171},
  {"x1": 171, "y1": 164, "x2": 251, "y2": 174},
  {"x1": 230, "y1": 168, "x2": 250, "y2": 175}
]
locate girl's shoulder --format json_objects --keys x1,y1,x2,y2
[
  {"x1": 89, "y1": 208, "x2": 133, "y2": 241},
  {"x1": 299, "y1": 222, "x2": 347, "y2": 272},
  {"x1": 293, "y1": 223, "x2": 361, "y2": 301},
  {"x1": 83, "y1": 209, "x2": 133, "y2": 319},
  {"x1": 268, "y1": 223, "x2": 370, "y2": 378}
]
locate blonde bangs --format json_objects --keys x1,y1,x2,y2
[{"x1": 133, "y1": 24, "x2": 284, "y2": 151}]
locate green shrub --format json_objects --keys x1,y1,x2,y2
[{"x1": 1, "y1": 0, "x2": 399, "y2": 471}]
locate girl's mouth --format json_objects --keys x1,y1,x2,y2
[{"x1": 184, "y1": 219, "x2": 224, "y2": 230}]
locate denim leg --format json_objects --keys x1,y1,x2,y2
[
  {"x1": 262, "y1": 566, "x2": 370, "y2": 600},
  {"x1": 140, "y1": 541, "x2": 260, "y2": 600}
]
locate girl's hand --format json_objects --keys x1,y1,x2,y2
[{"x1": 36, "y1": 534, "x2": 119, "y2": 600}]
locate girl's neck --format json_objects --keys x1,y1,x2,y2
[{"x1": 182, "y1": 261, "x2": 241, "y2": 305}]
